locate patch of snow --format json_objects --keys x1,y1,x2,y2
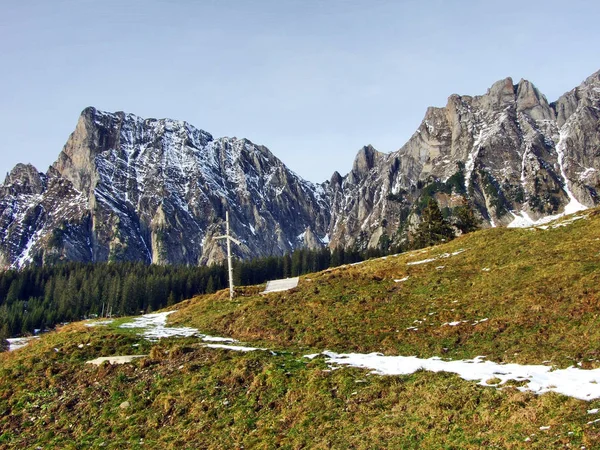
[
  {"x1": 407, "y1": 257, "x2": 437, "y2": 266},
  {"x1": 306, "y1": 351, "x2": 600, "y2": 401},
  {"x1": 508, "y1": 210, "x2": 589, "y2": 229},
  {"x1": 549, "y1": 215, "x2": 588, "y2": 229},
  {"x1": 579, "y1": 167, "x2": 597, "y2": 181},
  {"x1": 520, "y1": 143, "x2": 531, "y2": 186},
  {"x1": 588, "y1": 408, "x2": 599, "y2": 414},
  {"x1": 349, "y1": 261, "x2": 366, "y2": 266},
  {"x1": 7, "y1": 336, "x2": 40, "y2": 352},
  {"x1": 201, "y1": 336, "x2": 236, "y2": 343},
  {"x1": 465, "y1": 129, "x2": 485, "y2": 191},
  {"x1": 204, "y1": 344, "x2": 263, "y2": 352},
  {"x1": 472, "y1": 318, "x2": 489, "y2": 326},
  {"x1": 407, "y1": 249, "x2": 466, "y2": 265},
  {"x1": 86, "y1": 355, "x2": 146, "y2": 365},
  {"x1": 15, "y1": 228, "x2": 44, "y2": 269},
  {"x1": 443, "y1": 321, "x2": 464, "y2": 327},
  {"x1": 119, "y1": 311, "x2": 236, "y2": 343},
  {"x1": 394, "y1": 276, "x2": 409, "y2": 283},
  {"x1": 85, "y1": 320, "x2": 114, "y2": 327},
  {"x1": 555, "y1": 128, "x2": 588, "y2": 214},
  {"x1": 507, "y1": 210, "x2": 538, "y2": 228}
]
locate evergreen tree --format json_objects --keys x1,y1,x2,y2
[
  {"x1": 454, "y1": 202, "x2": 480, "y2": 234},
  {"x1": 378, "y1": 232, "x2": 391, "y2": 252},
  {"x1": 291, "y1": 249, "x2": 303, "y2": 276},
  {"x1": 412, "y1": 198, "x2": 455, "y2": 249},
  {"x1": 167, "y1": 292, "x2": 176, "y2": 306},
  {"x1": 282, "y1": 254, "x2": 291, "y2": 278},
  {"x1": 206, "y1": 276, "x2": 216, "y2": 294},
  {"x1": 0, "y1": 323, "x2": 9, "y2": 352}
]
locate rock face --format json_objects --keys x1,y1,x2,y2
[
  {"x1": 1, "y1": 70, "x2": 599, "y2": 268},
  {"x1": 327, "y1": 70, "x2": 600, "y2": 248},
  {"x1": 1, "y1": 108, "x2": 329, "y2": 268}
]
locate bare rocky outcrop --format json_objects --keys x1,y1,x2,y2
[
  {"x1": 326, "y1": 70, "x2": 599, "y2": 249},
  {"x1": 1, "y1": 108, "x2": 330, "y2": 268}
]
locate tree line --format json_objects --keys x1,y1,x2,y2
[
  {"x1": 0, "y1": 262, "x2": 228, "y2": 340},
  {"x1": 0, "y1": 247, "x2": 370, "y2": 340},
  {"x1": 0, "y1": 197, "x2": 478, "y2": 344}
]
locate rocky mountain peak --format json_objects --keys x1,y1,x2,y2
[
  {"x1": 516, "y1": 79, "x2": 553, "y2": 120},
  {"x1": 2, "y1": 164, "x2": 46, "y2": 195},
  {"x1": 330, "y1": 171, "x2": 343, "y2": 188},
  {"x1": 484, "y1": 77, "x2": 517, "y2": 109},
  {"x1": 1, "y1": 107, "x2": 331, "y2": 268},
  {"x1": 1, "y1": 70, "x2": 599, "y2": 268},
  {"x1": 553, "y1": 70, "x2": 600, "y2": 127},
  {"x1": 352, "y1": 145, "x2": 381, "y2": 175}
]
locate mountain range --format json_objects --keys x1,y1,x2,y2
[{"x1": 1, "y1": 70, "x2": 599, "y2": 268}]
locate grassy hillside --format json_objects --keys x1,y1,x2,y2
[
  {"x1": 172, "y1": 209, "x2": 600, "y2": 368},
  {"x1": 1, "y1": 209, "x2": 599, "y2": 449}
]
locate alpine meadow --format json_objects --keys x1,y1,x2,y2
[{"x1": 1, "y1": 6, "x2": 600, "y2": 445}]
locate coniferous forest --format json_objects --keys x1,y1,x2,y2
[
  {"x1": 0, "y1": 247, "x2": 377, "y2": 340},
  {"x1": 0, "y1": 199, "x2": 468, "y2": 341}
]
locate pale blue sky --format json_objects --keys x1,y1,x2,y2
[{"x1": 1, "y1": 0, "x2": 599, "y2": 183}]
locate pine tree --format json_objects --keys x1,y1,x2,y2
[
  {"x1": 291, "y1": 249, "x2": 303, "y2": 276},
  {"x1": 206, "y1": 276, "x2": 216, "y2": 294},
  {"x1": 167, "y1": 292, "x2": 176, "y2": 306},
  {"x1": 282, "y1": 254, "x2": 292, "y2": 278},
  {"x1": 413, "y1": 198, "x2": 455, "y2": 249},
  {"x1": 454, "y1": 202, "x2": 480, "y2": 234},
  {"x1": 0, "y1": 323, "x2": 9, "y2": 352}
]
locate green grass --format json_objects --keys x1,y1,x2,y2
[
  {"x1": 1, "y1": 208, "x2": 600, "y2": 448},
  {"x1": 171, "y1": 209, "x2": 600, "y2": 368},
  {"x1": 1, "y1": 330, "x2": 598, "y2": 449}
]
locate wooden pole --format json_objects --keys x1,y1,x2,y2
[
  {"x1": 215, "y1": 211, "x2": 241, "y2": 300},
  {"x1": 225, "y1": 212, "x2": 234, "y2": 299}
]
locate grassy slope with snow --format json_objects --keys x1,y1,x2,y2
[
  {"x1": 172, "y1": 210, "x2": 600, "y2": 368},
  {"x1": 1, "y1": 208, "x2": 600, "y2": 449}
]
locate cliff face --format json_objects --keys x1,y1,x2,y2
[
  {"x1": 1, "y1": 108, "x2": 329, "y2": 268},
  {"x1": 1, "y1": 70, "x2": 598, "y2": 268},
  {"x1": 326, "y1": 71, "x2": 599, "y2": 249}
]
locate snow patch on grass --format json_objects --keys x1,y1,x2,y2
[
  {"x1": 85, "y1": 320, "x2": 114, "y2": 327},
  {"x1": 86, "y1": 355, "x2": 146, "y2": 365},
  {"x1": 7, "y1": 336, "x2": 40, "y2": 352},
  {"x1": 407, "y1": 249, "x2": 466, "y2": 266},
  {"x1": 307, "y1": 351, "x2": 600, "y2": 401},
  {"x1": 443, "y1": 321, "x2": 465, "y2": 327},
  {"x1": 203, "y1": 344, "x2": 264, "y2": 352},
  {"x1": 394, "y1": 276, "x2": 409, "y2": 283},
  {"x1": 119, "y1": 311, "x2": 236, "y2": 343}
]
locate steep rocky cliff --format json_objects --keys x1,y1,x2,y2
[
  {"x1": 1, "y1": 109, "x2": 329, "y2": 267},
  {"x1": 327, "y1": 71, "x2": 599, "y2": 249},
  {"x1": 1, "y1": 70, "x2": 598, "y2": 268}
]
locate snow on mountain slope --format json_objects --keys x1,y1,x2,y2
[{"x1": 1, "y1": 70, "x2": 598, "y2": 267}]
